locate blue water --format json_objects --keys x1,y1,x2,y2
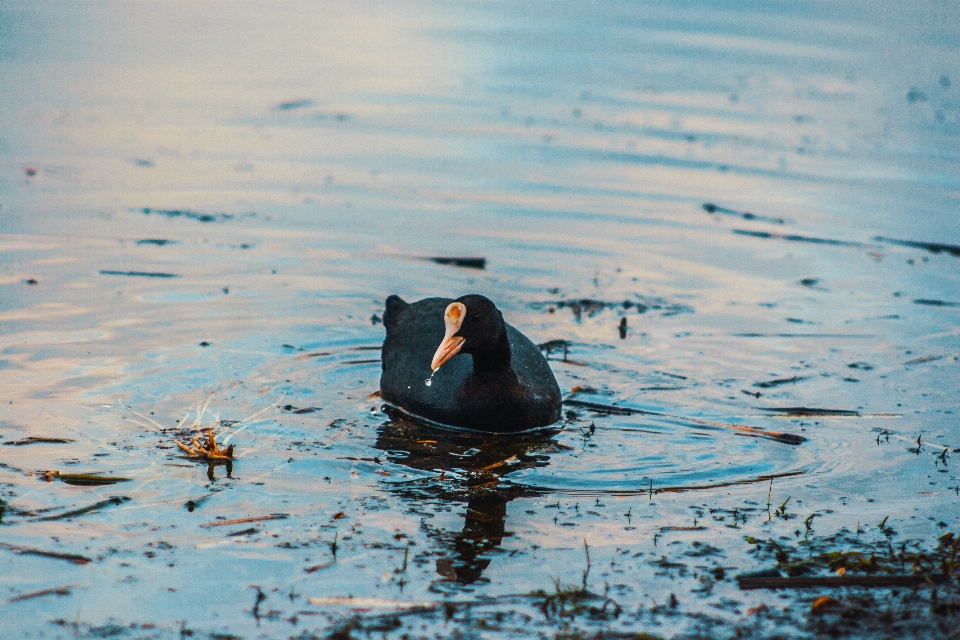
[{"x1": 1, "y1": 1, "x2": 958, "y2": 637}]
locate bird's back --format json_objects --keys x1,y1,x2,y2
[{"x1": 380, "y1": 296, "x2": 561, "y2": 431}]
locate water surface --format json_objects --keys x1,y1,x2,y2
[{"x1": 1, "y1": 1, "x2": 958, "y2": 637}]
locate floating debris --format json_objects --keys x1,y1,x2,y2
[
  {"x1": 534, "y1": 296, "x2": 692, "y2": 319},
  {"x1": 99, "y1": 270, "x2": 180, "y2": 278},
  {"x1": 703, "y1": 202, "x2": 786, "y2": 224},
  {"x1": 739, "y1": 529, "x2": 960, "y2": 596},
  {"x1": 317, "y1": 112, "x2": 352, "y2": 122},
  {"x1": 753, "y1": 375, "x2": 810, "y2": 389},
  {"x1": 183, "y1": 494, "x2": 214, "y2": 512},
  {"x1": 336, "y1": 358, "x2": 381, "y2": 366},
  {"x1": 564, "y1": 399, "x2": 637, "y2": 416},
  {"x1": 538, "y1": 339, "x2": 571, "y2": 361},
  {"x1": 913, "y1": 298, "x2": 960, "y2": 307},
  {"x1": 906, "y1": 87, "x2": 928, "y2": 103},
  {"x1": 734, "y1": 333, "x2": 873, "y2": 338},
  {"x1": 4, "y1": 437, "x2": 75, "y2": 446},
  {"x1": 176, "y1": 432, "x2": 234, "y2": 461},
  {"x1": 810, "y1": 596, "x2": 842, "y2": 613},
  {"x1": 275, "y1": 98, "x2": 315, "y2": 111},
  {"x1": 876, "y1": 236, "x2": 960, "y2": 257},
  {"x1": 0, "y1": 542, "x2": 91, "y2": 565},
  {"x1": 135, "y1": 238, "x2": 176, "y2": 246},
  {"x1": 757, "y1": 407, "x2": 861, "y2": 417},
  {"x1": 281, "y1": 405, "x2": 322, "y2": 414},
  {"x1": 41, "y1": 471, "x2": 131, "y2": 486},
  {"x1": 733, "y1": 229, "x2": 866, "y2": 248},
  {"x1": 7, "y1": 584, "x2": 77, "y2": 603},
  {"x1": 475, "y1": 455, "x2": 521, "y2": 474},
  {"x1": 138, "y1": 208, "x2": 239, "y2": 223},
  {"x1": 738, "y1": 573, "x2": 950, "y2": 589},
  {"x1": 425, "y1": 256, "x2": 486, "y2": 269},
  {"x1": 308, "y1": 597, "x2": 437, "y2": 609},
  {"x1": 38, "y1": 496, "x2": 131, "y2": 521},
  {"x1": 201, "y1": 514, "x2": 288, "y2": 528}
]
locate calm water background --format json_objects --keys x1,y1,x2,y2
[{"x1": 1, "y1": 1, "x2": 958, "y2": 637}]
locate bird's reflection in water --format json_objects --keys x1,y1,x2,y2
[
  {"x1": 375, "y1": 407, "x2": 568, "y2": 585},
  {"x1": 206, "y1": 459, "x2": 233, "y2": 482}
]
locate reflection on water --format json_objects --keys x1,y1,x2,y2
[
  {"x1": 0, "y1": 0, "x2": 958, "y2": 637},
  {"x1": 375, "y1": 412, "x2": 556, "y2": 584},
  {"x1": 375, "y1": 405, "x2": 812, "y2": 586}
]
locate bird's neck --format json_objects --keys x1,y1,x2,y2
[{"x1": 469, "y1": 331, "x2": 514, "y2": 378}]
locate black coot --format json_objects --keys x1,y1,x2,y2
[{"x1": 379, "y1": 294, "x2": 562, "y2": 433}]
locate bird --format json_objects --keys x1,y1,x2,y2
[{"x1": 379, "y1": 294, "x2": 562, "y2": 433}]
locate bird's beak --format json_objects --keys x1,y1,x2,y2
[{"x1": 431, "y1": 302, "x2": 466, "y2": 371}]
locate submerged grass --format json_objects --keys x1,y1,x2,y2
[
  {"x1": 743, "y1": 529, "x2": 960, "y2": 581},
  {"x1": 536, "y1": 540, "x2": 623, "y2": 621}
]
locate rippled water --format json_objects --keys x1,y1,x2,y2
[{"x1": 1, "y1": 1, "x2": 959, "y2": 638}]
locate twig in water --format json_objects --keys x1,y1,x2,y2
[
  {"x1": 738, "y1": 573, "x2": 950, "y2": 590},
  {"x1": 7, "y1": 584, "x2": 77, "y2": 603},
  {"x1": 0, "y1": 542, "x2": 91, "y2": 565},
  {"x1": 38, "y1": 496, "x2": 131, "y2": 521},
  {"x1": 304, "y1": 561, "x2": 334, "y2": 574},
  {"x1": 176, "y1": 431, "x2": 234, "y2": 461},
  {"x1": 582, "y1": 539, "x2": 591, "y2": 590},
  {"x1": 250, "y1": 586, "x2": 266, "y2": 625}
]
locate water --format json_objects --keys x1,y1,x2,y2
[{"x1": 1, "y1": 1, "x2": 959, "y2": 638}]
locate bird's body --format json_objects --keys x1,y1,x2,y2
[{"x1": 379, "y1": 295, "x2": 562, "y2": 433}]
